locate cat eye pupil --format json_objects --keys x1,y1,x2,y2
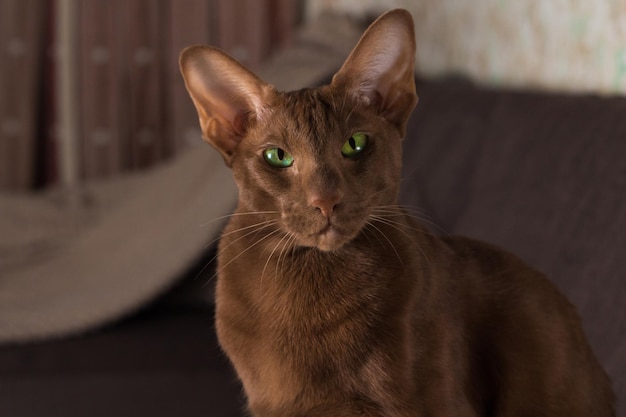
[
  {"x1": 263, "y1": 147, "x2": 294, "y2": 168},
  {"x1": 342, "y1": 132, "x2": 368, "y2": 157},
  {"x1": 348, "y1": 137, "x2": 356, "y2": 150}
]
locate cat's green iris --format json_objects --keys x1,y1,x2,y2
[
  {"x1": 263, "y1": 147, "x2": 294, "y2": 168},
  {"x1": 342, "y1": 132, "x2": 368, "y2": 157}
]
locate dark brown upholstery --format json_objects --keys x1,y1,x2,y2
[{"x1": 401, "y1": 78, "x2": 625, "y2": 413}]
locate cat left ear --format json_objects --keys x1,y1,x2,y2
[
  {"x1": 331, "y1": 9, "x2": 418, "y2": 136},
  {"x1": 180, "y1": 46, "x2": 274, "y2": 166}
]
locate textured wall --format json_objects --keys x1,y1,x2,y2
[{"x1": 306, "y1": 0, "x2": 626, "y2": 95}]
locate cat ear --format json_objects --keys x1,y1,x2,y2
[
  {"x1": 331, "y1": 9, "x2": 417, "y2": 136},
  {"x1": 179, "y1": 46, "x2": 274, "y2": 166}
]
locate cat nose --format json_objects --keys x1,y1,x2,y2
[{"x1": 309, "y1": 194, "x2": 341, "y2": 218}]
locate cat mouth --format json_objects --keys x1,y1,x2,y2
[
  {"x1": 306, "y1": 223, "x2": 353, "y2": 252},
  {"x1": 316, "y1": 224, "x2": 334, "y2": 236},
  {"x1": 285, "y1": 214, "x2": 363, "y2": 252}
]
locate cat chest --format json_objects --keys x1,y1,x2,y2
[
  {"x1": 218, "y1": 304, "x2": 381, "y2": 412},
  {"x1": 216, "y1": 264, "x2": 388, "y2": 394},
  {"x1": 217, "y1": 268, "x2": 379, "y2": 356}
]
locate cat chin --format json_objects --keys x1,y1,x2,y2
[{"x1": 304, "y1": 226, "x2": 354, "y2": 253}]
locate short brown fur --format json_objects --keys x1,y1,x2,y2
[{"x1": 180, "y1": 9, "x2": 614, "y2": 417}]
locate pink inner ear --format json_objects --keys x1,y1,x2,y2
[
  {"x1": 349, "y1": 57, "x2": 416, "y2": 136},
  {"x1": 329, "y1": 10, "x2": 417, "y2": 134},
  {"x1": 180, "y1": 45, "x2": 273, "y2": 164},
  {"x1": 232, "y1": 111, "x2": 251, "y2": 137}
]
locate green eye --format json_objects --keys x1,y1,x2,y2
[
  {"x1": 263, "y1": 147, "x2": 294, "y2": 168},
  {"x1": 342, "y1": 132, "x2": 368, "y2": 157}
]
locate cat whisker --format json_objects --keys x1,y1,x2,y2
[
  {"x1": 374, "y1": 204, "x2": 432, "y2": 219},
  {"x1": 199, "y1": 210, "x2": 280, "y2": 228},
  {"x1": 262, "y1": 231, "x2": 292, "y2": 283},
  {"x1": 205, "y1": 226, "x2": 284, "y2": 287},
  {"x1": 369, "y1": 214, "x2": 434, "y2": 240},
  {"x1": 203, "y1": 218, "x2": 279, "y2": 250},
  {"x1": 276, "y1": 232, "x2": 298, "y2": 281},
  {"x1": 371, "y1": 205, "x2": 449, "y2": 236},
  {"x1": 395, "y1": 205, "x2": 450, "y2": 231},
  {"x1": 216, "y1": 220, "x2": 280, "y2": 261},
  {"x1": 365, "y1": 221, "x2": 405, "y2": 269},
  {"x1": 368, "y1": 215, "x2": 431, "y2": 267},
  {"x1": 220, "y1": 219, "x2": 279, "y2": 240},
  {"x1": 360, "y1": 224, "x2": 377, "y2": 247},
  {"x1": 255, "y1": 232, "x2": 297, "y2": 306},
  {"x1": 196, "y1": 220, "x2": 279, "y2": 284},
  {"x1": 200, "y1": 211, "x2": 281, "y2": 249},
  {"x1": 369, "y1": 214, "x2": 417, "y2": 242}
]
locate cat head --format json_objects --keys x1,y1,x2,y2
[{"x1": 180, "y1": 9, "x2": 417, "y2": 252}]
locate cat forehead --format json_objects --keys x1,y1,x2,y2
[
  {"x1": 261, "y1": 87, "x2": 364, "y2": 139},
  {"x1": 277, "y1": 88, "x2": 335, "y2": 122}
]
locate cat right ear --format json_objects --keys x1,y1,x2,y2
[
  {"x1": 330, "y1": 9, "x2": 417, "y2": 137},
  {"x1": 179, "y1": 46, "x2": 274, "y2": 166}
]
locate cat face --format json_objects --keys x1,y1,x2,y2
[
  {"x1": 180, "y1": 9, "x2": 417, "y2": 252},
  {"x1": 230, "y1": 87, "x2": 404, "y2": 251}
]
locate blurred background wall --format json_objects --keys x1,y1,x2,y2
[
  {"x1": 1, "y1": 0, "x2": 623, "y2": 192},
  {"x1": 307, "y1": 0, "x2": 626, "y2": 95}
]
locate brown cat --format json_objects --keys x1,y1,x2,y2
[{"x1": 180, "y1": 9, "x2": 614, "y2": 417}]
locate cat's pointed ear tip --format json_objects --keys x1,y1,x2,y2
[
  {"x1": 180, "y1": 45, "x2": 202, "y2": 61},
  {"x1": 377, "y1": 8, "x2": 414, "y2": 26},
  {"x1": 383, "y1": 8, "x2": 412, "y2": 19},
  {"x1": 179, "y1": 45, "x2": 219, "y2": 68}
]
